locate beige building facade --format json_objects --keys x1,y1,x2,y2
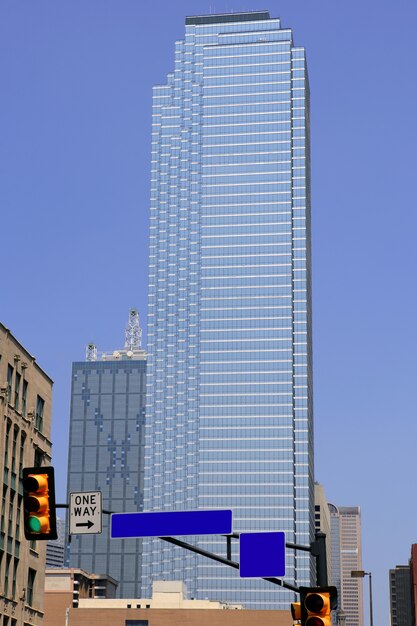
[
  {"x1": 0, "y1": 322, "x2": 53, "y2": 626},
  {"x1": 330, "y1": 504, "x2": 364, "y2": 626},
  {"x1": 44, "y1": 578, "x2": 292, "y2": 626}
]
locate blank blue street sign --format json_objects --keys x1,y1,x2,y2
[
  {"x1": 111, "y1": 509, "x2": 233, "y2": 539},
  {"x1": 239, "y1": 532, "x2": 285, "y2": 578}
]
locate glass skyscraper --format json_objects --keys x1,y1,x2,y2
[
  {"x1": 143, "y1": 11, "x2": 314, "y2": 608},
  {"x1": 67, "y1": 311, "x2": 146, "y2": 597}
]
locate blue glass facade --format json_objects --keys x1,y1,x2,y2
[
  {"x1": 67, "y1": 353, "x2": 146, "y2": 597},
  {"x1": 143, "y1": 11, "x2": 314, "y2": 608}
]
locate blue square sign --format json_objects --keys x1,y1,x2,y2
[{"x1": 239, "y1": 532, "x2": 285, "y2": 578}]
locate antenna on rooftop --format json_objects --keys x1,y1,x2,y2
[
  {"x1": 86, "y1": 343, "x2": 97, "y2": 361},
  {"x1": 124, "y1": 308, "x2": 142, "y2": 350}
]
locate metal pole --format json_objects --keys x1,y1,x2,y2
[
  {"x1": 160, "y1": 535, "x2": 300, "y2": 592},
  {"x1": 368, "y1": 573, "x2": 374, "y2": 626},
  {"x1": 226, "y1": 535, "x2": 232, "y2": 561},
  {"x1": 312, "y1": 532, "x2": 328, "y2": 586}
]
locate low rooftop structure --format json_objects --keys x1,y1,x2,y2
[{"x1": 44, "y1": 575, "x2": 292, "y2": 626}]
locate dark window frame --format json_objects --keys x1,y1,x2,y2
[
  {"x1": 27, "y1": 567, "x2": 36, "y2": 606},
  {"x1": 35, "y1": 396, "x2": 44, "y2": 432}
]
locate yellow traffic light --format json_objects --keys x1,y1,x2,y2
[
  {"x1": 299, "y1": 586, "x2": 337, "y2": 626},
  {"x1": 23, "y1": 466, "x2": 57, "y2": 540},
  {"x1": 291, "y1": 601, "x2": 301, "y2": 623}
]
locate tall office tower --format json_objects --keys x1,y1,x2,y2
[
  {"x1": 67, "y1": 310, "x2": 146, "y2": 597},
  {"x1": 329, "y1": 505, "x2": 364, "y2": 626},
  {"x1": 46, "y1": 517, "x2": 65, "y2": 568},
  {"x1": 0, "y1": 322, "x2": 53, "y2": 626},
  {"x1": 390, "y1": 565, "x2": 413, "y2": 626},
  {"x1": 143, "y1": 11, "x2": 313, "y2": 608}
]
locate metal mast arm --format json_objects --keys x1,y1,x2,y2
[{"x1": 160, "y1": 536, "x2": 300, "y2": 593}]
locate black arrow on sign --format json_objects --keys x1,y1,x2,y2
[{"x1": 76, "y1": 520, "x2": 94, "y2": 529}]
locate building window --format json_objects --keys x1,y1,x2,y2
[
  {"x1": 5, "y1": 554, "x2": 12, "y2": 596},
  {"x1": 35, "y1": 396, "x2": 44, "y2": 432},
  {"x1": 8, "y1": 490, "x2": 15, "y2": 534},
  {"x1": 4, "y1": 420, "x2": 11, "y2": 469},
  {"x1": 1, "y1": 485, "x2": 7, "y2": 533},
  {"x1": 22, "y1": 380, "x2": 28, "y2": 417},
  {"x1": 16, "y1": 494, "x2": 22, "y2": 537},
  {"x1": 34, "y1": 448, "x2": 43, "y2": 466},
  {"x1": 12, "y1": 557, "x2": 19, "y2": 598},
  {"x1": 14, "y1": 372, "x2": 21, "y2": 410},
  {"x1": 27, "y1": 568, "x2": 36, "y2": 606},
  {"x1": 12, "y1": 427, "x2": 18, "y2": 474},
  {"x1": 125, "y1": 622, "x2": 149, "y2": 626},
  {"x1": 19, "y1": 432, "x2": 26, "y2": 480},
  {"x1": 7, "y1": 365, "x2": 13, "y2": 404}
]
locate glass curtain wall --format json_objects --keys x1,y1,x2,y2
[
  {"x1": 67, "y1": 358, "x2": 146, "y2": 597},
  {"x1": 143, "y1": 11, "x2": 314, "y2": 608}
]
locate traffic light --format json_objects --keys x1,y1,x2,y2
[
  {"x1": 299, "y1": 586, "x2": 338, "y2": 626},
  {"x1": 291, "y1": 601, "x2": 301, "y2": 624},
  {"x1": 22, "y1": 466, "x2": 57, "y2": 540}
]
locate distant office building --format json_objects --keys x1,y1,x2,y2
[
  {"x1": 144, "y1": 10, "x2": 314, "y2": 609},
  {"x1": 390, "y1": 565, "x2": 412, "y2": 626},
  {"x1": 46, "y1": 517, "x2": 65, "y2": 568},
  {"x1": 314, "y1": 483, "x2": 332, "y2": 584},
  {"x1": 389, "y1": 543, "x2": 417, "y2": 626},
  {"x1": 329, "y1": 505, "x2": 363, "y2": 626},
  {"x1": 44, "y1": 568, "x2": 118, "y2": 626},
  {"x1": 0, "y1": 322, "x2": 53, "y2": 626},
  {"x1": 411, "y1": 544, "x2": 417, "y2": 625},
  {"x1": 66, "y1": 310, "x2": 146, "y2": 597}
]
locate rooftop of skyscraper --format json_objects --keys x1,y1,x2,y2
[
  {"x1": 85, "y1": 308, "x2": 146, "y2": 362},
  {"x1": 185, "y1": 11, "x2": 270, "y2": 25}
]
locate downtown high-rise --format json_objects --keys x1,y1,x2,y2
[
  {"x1": 143, "y1": 11, "x2": 313, "y2": 609},
  {"x1": 329, "y1": 505, "x2": 364, "y2": 626},
  {"x1": 67, "y1": 310, "x2": 146, "y2": 597}
]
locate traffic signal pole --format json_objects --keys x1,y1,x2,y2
[
  {"x1": 311, "y1": 532, "x2": 328, "y2": 586},
  {"x1": 160, "y1": 529, "x2": 329, "y2": 594},
  {"x1": 160, "y1": 535, "x2": 300, "y2": 593}
]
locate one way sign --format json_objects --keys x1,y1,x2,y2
[{"x1": 69, "y1": 491, "x2": 102, "y2": 535}]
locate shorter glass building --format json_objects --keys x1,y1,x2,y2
[{"x1": 67, "y1": 311, "x2": 146, "y2": 597}]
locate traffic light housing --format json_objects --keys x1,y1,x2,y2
[
  {"x1": 22, "y1": 466, "x2": 57, "y2": 540},
  {"x1": 299, "y1": 586, "x2": 338, "y2": 626},
  {"x1": 291, "y1": 601, "x2": 301, "y2": 623}
]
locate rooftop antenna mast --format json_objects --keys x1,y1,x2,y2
[
  {"x1": 124, "y1": 308, "x2": 142, "y2": 350},
  {"x1": 86, "y1": 343, "x2": 97, "y2": 361}
]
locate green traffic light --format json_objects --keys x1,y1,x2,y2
[{"x1": 27, "y1": 516, "x2": 42, "y2": 533}]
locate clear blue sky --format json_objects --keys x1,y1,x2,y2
[{"x1": 1, "y1": 1, "x2": 417, "y2": 624}]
